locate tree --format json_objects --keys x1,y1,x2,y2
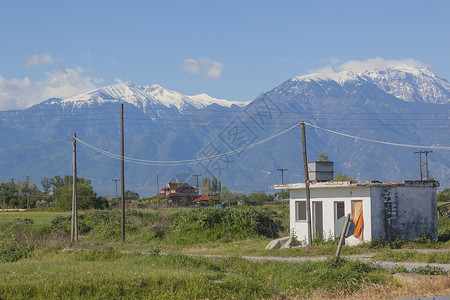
[
  {"x1": 16, "y1": 177, "x2": 40, "y2": 209},
  {"x1": 211, "y1": 177, "x2": 218, "y2": 195},
  {"x1": 41, "y1": 177, "x2": 52, "y2": 194},
  {"x1": 334, "y1": 172, "x2": 357, "y2": 183},
  {"x1": 247, "y1": 191, "x2": 271, "y2": 205},
  {"x1": 318, "y1": 152, "x2": 329, "y2": 162},
  {"x1": 0, "y1": 177, "x2": 44, "y2": 209},
  {"x1": 437, "y1": 189, "x2": 450, "y2": 202},
  {"x1": 202, "y1": 177, "x2": 211, "y2": 195},
  {"x1": 219, "y1": 187, "x2": 243, "y2": 206},
  {"x1": 50, "y1": 175, "x2": 65, "y2": 189},
  {"x1": 125, "y1": 190, "x2": 140, "y2": 200},
  {"x1": 273, "y1": 190, "x2": 290, "y2": 199},
  {"x1": 53, "y1": 175, "x2": 101, "y2": 210},
  {"x1": 93, "y1": 196, "x2": 109, "y2": 209}
]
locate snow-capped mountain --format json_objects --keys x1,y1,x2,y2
[
  {"x1": 56, "y1": 81, "x2": 248, "y2": 111},
  {"x1": 0, "y1": 65, "x2": 448, "y2": 196},
  {"x1": 289, "y1": 67, "x2": 450, "y2": 104},
  {"x1": 361, "y1": 67, "x2": 450, "y2": 104}
]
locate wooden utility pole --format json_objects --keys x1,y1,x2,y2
[
  {"x1": 277, "y1": 168, "x2": 287, "y2": 199},
  {"x1": 425, "y1": 150, "x2": 432, "y2": 179},
  {"x1": 121, "y1": 104, "x2": 125, "y2": 241},
  {"x1": 112, "y1": 179, "x2": 120, "y2": 200},
  {"x1": 301, "y1": 121, "x2": 312, "y2": 245},
  {"x1": 335, "y1": 213, "x2": 351, "y2": 263},
  {"x1": 71, "y1": 133, "x2": 78, "y2": 242},
  {"x1": 193, "y1": 174, "x2": 201, "y2": 198},
  {"x1": 414, "y1": 150, "x2": 432, "y2": 180},
  {"x1": 156, "y1": 174, "x2": 159, "y2": 207}
]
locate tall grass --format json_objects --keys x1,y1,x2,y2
[
  {"x1": 1, "y1": 208, "x2": 448, "y2": 261},
  {"x1": 170, "y1": 207, "x2": 283, "y2": 245},
  {"x1": 0, "y1": 251, "x2": 386, "y2": 299},
  {"x1": 0, "y1": 211, "x2": 70, "y2": 225}
]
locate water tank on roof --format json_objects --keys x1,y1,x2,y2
[{"x1": 308, "y1": 161, "x2": 333, "y2": 181}]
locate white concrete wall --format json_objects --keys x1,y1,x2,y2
[
  {"x1": 290, "y1": 186, "x2": 371, "y2": 245},
  {"x1": 370, "y1": 186, "x2": 438, "y2": 240}
]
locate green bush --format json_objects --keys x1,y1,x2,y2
[
  {"x1": 437, "y1": 216, "x2": 450, "y2": 242},
  {"x1": 0, "y1": 242, "x2": 34, "y2": 262},
  {"x1": 170, "y1": 207, "x2": 282, "y2": 244},
  {"x1": 50, "y1": 210, "x2": 171, "y2": 241}
]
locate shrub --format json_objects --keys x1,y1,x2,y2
[
  {"x1": 0, "y1": 242, "x2": 34, "y2": 262},
  {"x1": 170, "y1": 207, "x2": 283, "y2": 244}
]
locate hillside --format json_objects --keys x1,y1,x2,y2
[{"x1": 0, "y1": 67, "x2": 448, "y2": 196}]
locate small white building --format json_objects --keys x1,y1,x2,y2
[{"x1": 275, "y1": 180, "x2": 439, "y2": 245}]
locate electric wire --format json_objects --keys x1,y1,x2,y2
[
  {"x1": 75, "y1": 122, "x2": 301, "y2": 166},
  {"x1": 0, "y1": 138, "x2": 71, "y2": 149},
  {"x1": 305, "y1": 122, "x2": 450, "y2": 150}
]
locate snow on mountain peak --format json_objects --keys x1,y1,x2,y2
[
  {"x1": 361, "y1": 68, "x2": 450, "y2": 104},
  {"x1": 189, "y1": 93, "x2": 249, "y2": 108},
  {"x1": 290, "y1": 67, "x2": 449, "y2": 104},
  {"x1": 292, "y1": 71, "x2": 361, "y2": 85},
  {"x1": 60, "y1": 82, "x2": 248, "y2": 110}
]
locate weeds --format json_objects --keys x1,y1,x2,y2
[
  {"x1": 0, "y1": 242, "x2": 33, "y2": 262},
  {"x1": 0, "y1": 253, "x2": 386, "y2": 299},
  {"x1": 410, "y1": 265, "x2": 447, "y2": 276},
  {"x1": 75, "y1": 246, "x2": 122, "y2": 261},
  {"x1": 170, "y1": 207, "x2": 283, "y2": 245}
]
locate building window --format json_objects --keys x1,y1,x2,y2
[
  {"x1": 295, "y1": 201, "x2": 306, "y2": 221},
  {"x1": 334, "y1": 201, "x2": 345, "y2": 221}
]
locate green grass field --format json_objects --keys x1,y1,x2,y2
[
  {"x1": 0, "y1": 249, "x2": 387, "y2": 299},
  {"x1": 0, "y1": 208, "x2": 449, "y2": 299},
  {"x1": 0, "y1": 211, "x2": 70, "y2": 225}
]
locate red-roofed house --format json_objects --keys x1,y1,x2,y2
[
  {"x1": 190, "y1": 195, "x2": 220, "y2": 206},
  {"x1": 159, "y1": 182, "x2": 197, "y2": 204}
]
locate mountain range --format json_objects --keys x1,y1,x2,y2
[{"x1": 0, "y1": 66, "x2": 448, "y2": 196}]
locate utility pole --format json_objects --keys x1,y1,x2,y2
[
  {"x1": 414, "y1": 150, "x2": 432, "y2": 180},
  {"x1": 301, "y1": 121, "x2": 312, "y2": 245},
  {"x1": 192, "y1": 174, "x2": 201, "y2": 198},
  {"x1": 156, "y1": 174, "x2": 159, "y2": 207},
  {"x1": 71, "y1": 133, "x2": 78, "y2": 242},
  {"x1": 425, "y1": 150, "x2": 432, "y2": 179},
  {"x1": 120, "y1": 104, "x2": 125, "y2": 241},
  {"x1": 277, "y1": 168, "x2": 287, "y2": 199},
  {"x1": 112, "y1": 179, "x2": 120, "y2": 200}
]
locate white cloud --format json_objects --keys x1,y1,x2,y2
[
  {"x1": 25, "y1": 54, "x2": 54, "y2": 68},
  {"x1": 82, "y1": 52, "x2": 92, "y2": 60},
  {"x1": 337, "y1": 57, "x2": 429, "y2": 73},
  {"x1": 307, "y1": 65, "x2": 334, "y2": 74},
  {"x1": 181, "y1": 57, "x2": 224, "y2": 80},
  {"x1": 0, "y1": 67, "x2": 100, "y2": 110},
  {"x1": 309, "y1": 57, "x2": 429, "y2": 74}
]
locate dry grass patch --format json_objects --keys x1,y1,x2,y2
[{"x1": 278, "y1": 274, "x2": 450, "y2": 299}]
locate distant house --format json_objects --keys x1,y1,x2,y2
[
  {"x1": 275, "y1": 180, "x2": 439, "y2": 245},
  {"x1": 190, "y1": 195, "x2": 220, "y2": 206},
  {"x1": 159, "y1": 182, "x2": 197, "y2": 204}
]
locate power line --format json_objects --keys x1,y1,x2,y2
[
  {"x1": 305, "y1": 122, "x2": 450, "y2": 150},
  {"x1": 75, "y1": 122, "x2": 301, "y2": 166},
  {"x1": 0, "y1": 138, "x2": 71, "y2": 149}
]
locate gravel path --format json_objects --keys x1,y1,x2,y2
[{"x1": 188, "y1": 253, "x2": 450, "y2": 272}]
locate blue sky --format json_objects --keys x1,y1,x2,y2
[{"x1": 0, "y1": 0, "x2": 449, "y2": 110}]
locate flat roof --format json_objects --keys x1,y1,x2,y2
[{"x1": 274, "y1": 180, "x2": 439, "y2": 190}]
